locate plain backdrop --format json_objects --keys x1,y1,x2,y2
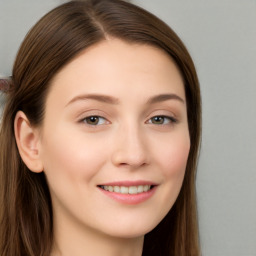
[{"x1": 1, "y1": 0, "x2": 256, "y2": 255}]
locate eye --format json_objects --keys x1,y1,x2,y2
[
  {"x1": 148, "y1": 115, "x2": 177, "y2": 125},
  {"x1": 81, "y1": 116, "x2": 108, "y2": 125}
]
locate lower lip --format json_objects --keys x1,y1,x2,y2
[{"x1": 99, "y1": 186, "x2": 157, "y2": 205}]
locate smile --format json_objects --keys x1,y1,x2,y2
[
  {"x1": 97, "y1": 181, "x2": 157, "y2": 204},
  {"x1": 99, "y1": 185, "x2": 152, "y2": 194}
]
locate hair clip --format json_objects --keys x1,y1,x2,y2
[{"x1": 0, "y1": 76, "x2": 12, "y2": 92}]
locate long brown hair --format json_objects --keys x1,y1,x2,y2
[{"x1": 0, "y1": 0, "x2": 201, "y2": 255}]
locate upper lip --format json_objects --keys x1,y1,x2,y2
[{"x1": 98, "y1": 180, "x2": 158, "y2": 186}]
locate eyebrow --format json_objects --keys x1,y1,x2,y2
[
  {"x1": 147, "y1": 93, "x2": 185, "y2": 104},
  {"x1": 66, "y1": 93, "x2": 184, "y2": 107},
  {"x1": 66, "y1": 94, "x2": 120, "y2": 106}
]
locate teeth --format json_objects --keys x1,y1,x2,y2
[
  {"x1": 128, "y1": 186, "x2": 137, "y2": 194},
  {"x1": 138, "y1": 185, "x2": 144, "y2": 193},
  {"x1": 100, "y1": 185, "x2": 152, "y2": 194},
  {"x1": 114, "y1": 186, "x2": 120, "y2": 193},
  {"x1": 120, "y1": 186, "x2": 129, "y2": 194},
  {"x1": 143, "y1": 185, "x2": 150, "y2": 192}
]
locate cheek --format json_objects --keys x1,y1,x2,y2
[
  {"x1": 157, "y1": 133, "x2": 190, "y2": 210},
  {"x1": 165, "y1": 142, "x2": 190, "y2": 176},
  {"x1": 40, "y1": 126, "x2": 107, "y2": 184},
  {"x1": 156, "y1": 133, "x2": 190, "y2": 177}
]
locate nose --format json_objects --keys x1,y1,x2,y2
[{"x1": 111, "y1": 125, "x2": 149, "y2": 169}]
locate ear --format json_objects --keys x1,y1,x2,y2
[{"x1": 14, "y1": 111, "x2": 43, "y2": 173}]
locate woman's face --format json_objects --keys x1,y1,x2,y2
[{"x1": 38, "y1": 39, "x2": 190, "y2": 238}]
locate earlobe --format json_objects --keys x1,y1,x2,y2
[{"x1": 14, "y1": 111, "x2": 43, "y2": 173}]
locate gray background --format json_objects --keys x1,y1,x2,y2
[{"x1": 0, "y1": 0, "x2": 256, "y2": 255}]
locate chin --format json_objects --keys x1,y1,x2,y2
[{"x1": 99, "y1": 219, "x2": 159, "y2": 239}]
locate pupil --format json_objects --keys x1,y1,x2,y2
[
  {"x1": 88, "y1": 116, "x2": 98, "y2": 124},
  {"x1": 153, "y1": 116, "x2": 163, "y2": 124}
]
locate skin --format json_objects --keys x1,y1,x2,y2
[{"x1": 15, "y1": 39, "x2": 190, "y2": 256}]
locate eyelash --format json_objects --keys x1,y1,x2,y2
[
  {"x1": 147, "y1": 115, "x2": 177, "y2": 125},
  {"x1": 80, "y1": 116, "x2": 109, "y2": 126},
  {"x1": 79, "y1": 115, "x2": 177, "y2": 126}
]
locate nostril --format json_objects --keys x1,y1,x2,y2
[{"x1": 110, "y1": 137, "x2": 149, "y2": 168}]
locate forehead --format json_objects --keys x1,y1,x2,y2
[{"x1": 47, "y1": 39, "x2": 185, "y2": 106}]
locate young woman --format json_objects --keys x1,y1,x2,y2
[{"x1": 0, "y1": 0, "x2": 201, "y2": 255}]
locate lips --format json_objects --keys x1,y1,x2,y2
[
  {"x1": 99, "y1": 185, "x2": 152, "y2": 194},
  {"x1": 97, "y1": 181, "x2": 157, "y2": 204}
]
